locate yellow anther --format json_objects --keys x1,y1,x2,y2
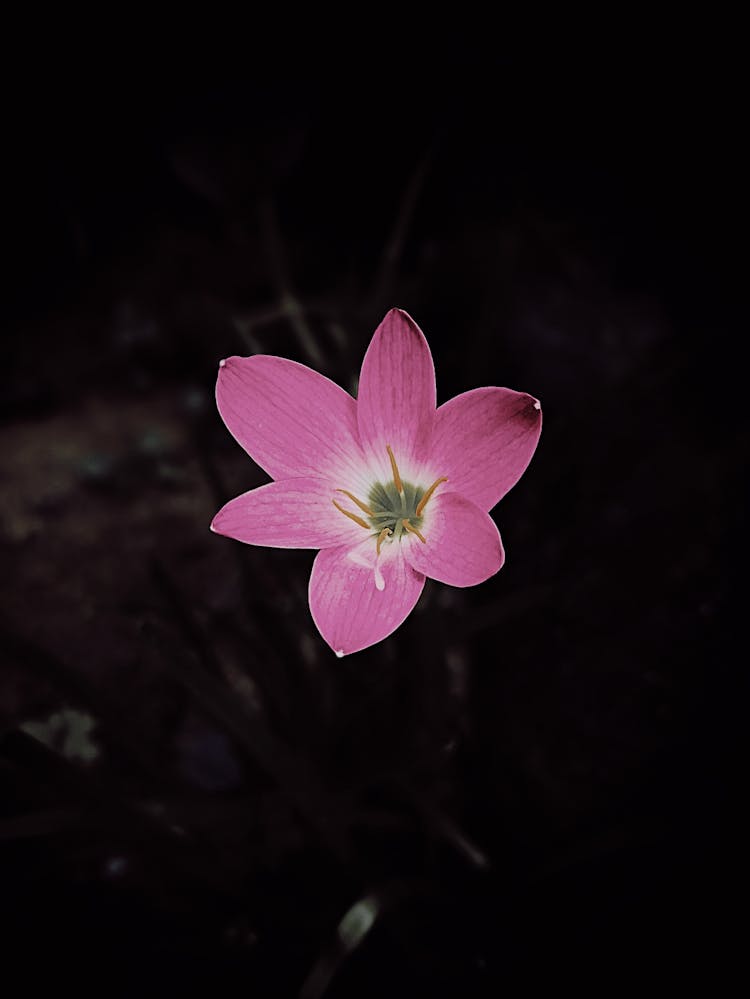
[
  {"x1": 402, "y1": 519, "x2": 426, "y2": 544},
  {"x1": 376, "y1": 527, "x2": 392, "y2": 556},
  {"x1": 386, "y1": 444, "x2": 403, "y2": 494},
  {"x1": 415, "y1": 477, "x2": 448, "y2": 518},
  {"x1": 336, "y1": 489, "x2": 375, "y2": 517},
  {"x1": 332, "y1": 499, "x2": 370, "y2": 531}
]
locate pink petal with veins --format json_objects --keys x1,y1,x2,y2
[
  {"x1": 356, "y1": 309, "x2": 436, "y2": 481},
  {"x1": 309, "y1": 542, "x2": 425, "y2": 656},
  {"x1": 429, "y1": 387, "x2": 542, "y2": 511},
  {"x1": 211, "y1": 478, "x2": 366, "y2": 549},
  {"x1": 211, "y1": 310, "x2": 542, "y2": 656},
  {"x1": 216, "y1": 355, "x2": 366, "y2": 482},
  {"x1": 403, "y1": 492, "x2": 505, "y2": 587}
]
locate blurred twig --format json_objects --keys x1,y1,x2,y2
[
  {"x1": 300, "y1": 880, "x2": 428, "y2": 999},
  {"x1": 366, "y1": 147, "x2": 432, "y2": 318},
  {"x1": 150, "y1": 559, "x2": 352, "y2": 863},
  {"x1": 258, "y1": 196, "x2": 324, "y2": 367},
  {"x1": 0, "y1": 730, "x2": 246, "y2": 898}
]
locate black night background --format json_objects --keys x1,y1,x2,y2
[{"x1": 2, "y1": 54, "x2": 746, "y2": 996}]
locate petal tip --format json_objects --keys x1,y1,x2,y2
[
  {"x1": 217, "y1": 355, "x2": 243, "y2": 373},
  {"x1": 335, "y1": 649, "x2": 345, "y2": 658},
  {"x1": 377, "y1": 306, "x2": 423, "y2": 337},
  {"x1": 390, "y1": 306, "x2": 412, "y2": 321},
  {"x1": 523, "y1": 394, "x2": 543, "y2": 430},
  {"x1": 390, "y1": 307, "x2": 422, "y2": 333}
]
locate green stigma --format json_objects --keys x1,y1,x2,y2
[
  {"x1": 367, "y1": 480, "x2": 425, "y2": 539},
  {"x1": 331, "y1": 445, "x2": 447, "y2": 547}
]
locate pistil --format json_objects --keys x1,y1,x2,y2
[{"x1": 333, "y1": 446, "x2": 446, "y2": 551}]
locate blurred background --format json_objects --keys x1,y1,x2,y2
[{"x1": 2, "y1": 55, "x2": 746, "y2": 995}]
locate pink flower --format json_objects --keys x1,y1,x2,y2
[{"x1": 211, "y1": 309, "x2": 542, "y2": 656}]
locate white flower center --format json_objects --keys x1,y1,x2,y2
[{"x1": 333, "y1": 444, "x2": 447, "y2": 554}]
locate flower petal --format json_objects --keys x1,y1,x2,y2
[
  {"x1": 216, "y1": 355, "x2": 365, "y2": 482},
  {"x1": 402, "y1": 492, "x2": 504, "y2": 587},
  {"x1": 211, "y1": 478, "x2": 366, "y2": 549},
  {"x1": 309, "y1": 543, "x2": 425, "y2": 655},
  {"x1": 356, "y1": 309, "x2": 436, "y2": 481},
  {"x1": 429, "y1": 388, "x2": 542, "y2": 511}
]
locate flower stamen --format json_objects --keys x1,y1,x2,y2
[
  {"x1": 376, "y1": 527, "x2": 393, "y2": 555},
  {"x1": 415, "y1": 477, "x2": 448, "y2": 517},
  {"x1": 402, "y1": 519, "x2": 426, "y2": 543},
  {"x1": 336, "y1": 489, "x2": 376, "y2": 517},
  {"x1": 386, "y1": 444, "x2": 404, "y2": 494},
  {"x1": 332, "y1": 499, "x2": 370, "y2": 530}
]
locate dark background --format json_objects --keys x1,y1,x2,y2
[{"x1": 2, "y1": 56, "x2": 746, "y2": 995}]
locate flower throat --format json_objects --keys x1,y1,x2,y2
[{"x1": 333, "y1": 445, "x2": 447, "y2": 549}]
